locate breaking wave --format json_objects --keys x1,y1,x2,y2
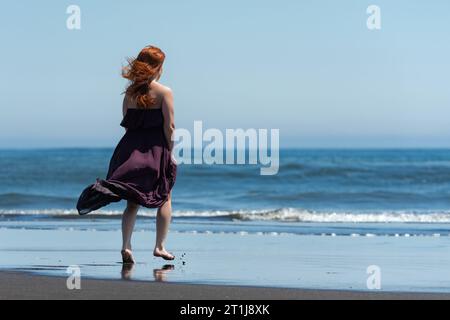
[{"x1": 2, "y1": 208, "x2": 450, "y2": 224}]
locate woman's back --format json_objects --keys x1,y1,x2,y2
[{"x1": 123, "y1": 81, "x2": 171, "y2": 112}]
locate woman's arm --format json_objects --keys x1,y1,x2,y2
[
  {"x1": 161, "y1": 88, "x2": 175, "y2": 151},
  {"x1": 122, "y1": 95, "x2": 129, "y2": 117},
  {"x1": 122, "y1": 95, "x2": 129, "y2": 132}
]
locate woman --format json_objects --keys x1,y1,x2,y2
[{"x1": 76, "y1": 45, "x2": 177, "y2": 264}]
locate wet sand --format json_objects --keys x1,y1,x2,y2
[
  {"x1": 1, "y1": 271, "x2": 450, "y2": 300},
  {"x1": 2, "y1": 228, "x2": 450, "y2": 294}
]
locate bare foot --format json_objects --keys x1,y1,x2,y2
[
  {"x1": 153, "y1": 247, "x2": 175, "y2": 261},
  {"x1": 121, "y1": 249, "x2": 135, "y2": 264}
]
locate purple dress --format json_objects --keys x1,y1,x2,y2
[{"x1": 76, "y1": 108, "x2": 177, "y2": 215}]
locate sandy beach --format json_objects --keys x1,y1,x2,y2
[
  {"x1": 2, "y1": 271, "x2": 450, "y2": 300},
  {"x1": 1, "y1": 0, "x2": 450, "y2": 304},
  {"x1": 2, "y1": 224, "x2": 450, "y2": 298}
]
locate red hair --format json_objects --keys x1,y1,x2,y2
[{"x1": 122, "y1": 45, "x2": 166, "y2": 108}]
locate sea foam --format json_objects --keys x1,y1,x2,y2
[{"x1": 2, "y1": 207, "x2": 450, "y2": 224}]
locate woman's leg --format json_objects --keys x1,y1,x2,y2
[
  {"x1": 122, "y1": 201, "x2": 139, "y2": 252},
  {"x1": 154, "y1": 194, "x2": 175, "y2": 260}
]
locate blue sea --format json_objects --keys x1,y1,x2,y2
[{"x1": 1, "y1": 148, "x2": 450, "y2": 237}]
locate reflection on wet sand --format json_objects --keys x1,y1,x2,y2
[
  {"x1": 153, "y1": 264, "x2": 175, "y2": 282},
  {"x1": 120, "y1": 263, "x2": 175, "y2": 282},
  {"x1": 121, "y1": 263, "x2": 134, "y2": 280}
]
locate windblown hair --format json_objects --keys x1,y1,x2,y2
[{"x1": 122, "y1": 45, "x2": 166, "y2": 108}]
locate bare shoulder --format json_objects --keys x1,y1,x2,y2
[{"x1": 152, "y1": 82, "x2": 173, "y2": 97}]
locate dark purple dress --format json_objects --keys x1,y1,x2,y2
[{"x1": 76, "y1": 108, "x2": 177, "y2": 215}]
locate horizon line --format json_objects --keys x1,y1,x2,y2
[{"x1": 2, "y1": 146, "x2": 450, "y2": 151}]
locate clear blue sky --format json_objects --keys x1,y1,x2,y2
[{"x1": 0, "y1": 0, "x2": 449, "y2": 148}]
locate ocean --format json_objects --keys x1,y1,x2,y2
[{"x1": 1, "y1": 148, "x2": 450, "y2": 237}]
